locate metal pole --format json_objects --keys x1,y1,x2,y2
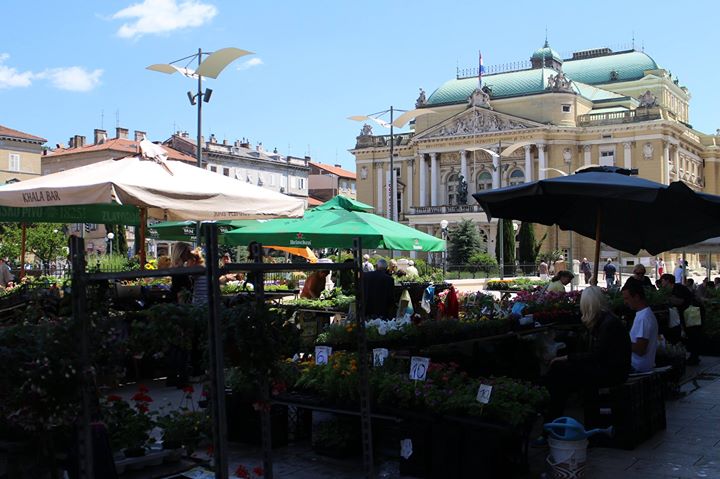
[
  {"x1": 197, "y1": 47, "x2": 203, "y2": 169},
  {"x1": 592, "y1": 209, "x2": 602, "y2": 285},
  {"x1": 497, "y1": 142, "x2": 503, "y2": 279},
  {"x1": 567, "y1": 161, "x2": 574, "y2": 290},
  {"x1": 205, "y1": 224, "x2": 229, "y2": 479},
  {"x1": 389, "y1": 106, "x2": 394, "y2": 223},
  {"x1": 70, "y1": 236, "x2": 94, "y2": 479},
  {"x1": 19, "y1": 223, "x2": 26, "y2": 280},
  {"x1": 442, "y1": 229, "x2": 447, "y2": 277},
  {"x1": 353, "y1": 237, "x2": 375, "y2": 479}
]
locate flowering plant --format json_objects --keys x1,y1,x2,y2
[
  {"x1": 234, "y1": 464, "x2": 264, "y2": 478},
  {"x1": 100, "y1": 386, "x2": 156, "y2": 453}
]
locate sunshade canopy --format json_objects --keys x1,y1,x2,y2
[
  {"x1": 225, "y1": 195, "x2": 446, "y2": 252},
  {"x1": 0, "y1": 203, "x2": 140, "y2": 225},
  {"x1": 473, "y1": 166, "x2": 720, "y2": 256},
  {"x1": 0, "y1": 140, "x2": 304, "y2": 221},
  {"x1": 148, "y1": 219, "x2": 259, "y2": 241}
]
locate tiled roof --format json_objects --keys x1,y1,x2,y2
[
  {"x1": 308, "y1": 161, "x2": 356, "y2": 179},
  {"x1": 0, "y1": 125, "x2": 47, "y2": 143},
  {"x1": 426, "y1": 50, "x2": 658, "y2": 106},
  {"x1": 308, "y1": 196, "x2": 325, "y2": 207},
  {"x1": 48, "y1": 138, "x2": 195, "y2": 163}
]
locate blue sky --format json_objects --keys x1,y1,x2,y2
[{"x1": 2, "y1": 0, "x2": 719, "y2": 171}]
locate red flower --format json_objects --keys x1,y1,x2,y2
[
  {"x1": 106, "y1": 394, "x2": 122, "y2": 402},
  {"x1": 201, "y1": 390, "x2": 209, "y2": 398},
  {"x1": 252, "y1": 466, "x2": 264, "y2": 477},
  {"x1": 137, "y1": 384, "x2": 149, "y2": 393},
  {"x1": 235, "y1": 465, "x2": 249, "y2": 478},
  {"x1": 206, "y1": 444, "x2": 214, "y2": 456},
  {"x1": 131, "y1": 392, "x2": 153, "y2": 403},
  {"x1": 183, "y1": 385, "x2": 194, "y2": 394}
]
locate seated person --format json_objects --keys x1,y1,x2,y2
[
  {"x1": 546, "y1": 270, "x2": 574, "y2": 293},
  {"x1": 659, "y1": 273, "x2": 693, "y2": 344},
  {"x1": 544, "y1": 286, "x2": 631, "y2": 419},
  {"x1": 622, "y1": 281, "x2": 658, "y2": 373},
  {"x1": 300, "y1": 270, "x2": 329, "y2": 299},
  {"x1": 624, "y1": 264, "x2": 654, "y2": 290}
]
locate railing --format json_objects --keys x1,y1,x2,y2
[
  {"x1": 577, "y1": 108, "x2": 662, "y2": 127},
  {"x1": 409, "y1": 204, "x2": 483, "y2": 215}
]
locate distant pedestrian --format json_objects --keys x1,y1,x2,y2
[
  {"x1": 539, "y1": 260, "x2": 549, "y2": 281},
  {"x1": 674, "y1": 261, "x2": 685, "y2": 285},
  {"x1": 604, "y1": 258, "x2": 617, "y2": 288},
  {"x1": 657, "y1": 257, "x2": 665, "y2": 276},
  {"x1": 554, "y1": 256, "x2": 566, "y2": 275},
  {"x1": 580, "y1": 257, "x2": 592, "y2": 284},
  {"x1": 362, "y1": 254, "x2": 374, "y2": 272},
  {"x1": 0, "y1": 258, "x2": 14, "y2": 289}
]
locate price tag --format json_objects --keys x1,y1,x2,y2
[
  {"x1": 409, "y1": 356, "x2": 430, "y2": 381},
  {"x1": 315, "y1": 346, "x2": 332, "y2": 365},
  {"x1": 476, "y1": 384, "x2": 493, "y2": 404},
  {"x1": 400, "y1": 438, "x2": 413, "y2": 459},
  {"x1": 373, "y1": 348, "x2": 389, "y2": 367}
]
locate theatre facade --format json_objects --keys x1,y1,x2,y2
[{"x1": 350, "y1": 43, "x2": 720, "y2": 266}]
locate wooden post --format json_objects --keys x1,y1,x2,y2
[
  {"x1": 592, "y1": 209, "x2": 602, "y2": 285},
  {"x1": 139, "y1": 208, "x2": 147, "y2": 268},
  {"x1": 19, "y1": 223, "x2": 26, "y2": 280}
]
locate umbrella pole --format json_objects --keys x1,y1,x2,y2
[
  {"x1": 139, "y1": 208, "x2": 147, "y2": 268},
  {"x1": 20, "y1": 223, "x2": 26, "y2": 280},
  {"x1": 592, "y1": 209, "x2": 602, "y2": 286}
]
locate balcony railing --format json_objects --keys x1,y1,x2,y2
[
  {"x1": 409, "y1": 204, "x2": 483, "y2": 215},
  {"x1": 577, "y1": 107, "x2": 662, "y2": 127}
]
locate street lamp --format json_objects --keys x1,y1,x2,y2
[
  {"x1": 349, "y1": 107, "x2": 434, "y2": 222},
  {"x1": 147, "y1": 47, "x2": 254, "y2": 168},
  {"x1": 107, "y1": 231, "x2": 115, "y2": 255},
  {"x1": 440, "y1": 219, "x2": 449, "y2": 277}
]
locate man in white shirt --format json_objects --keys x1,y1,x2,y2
[
  {"x1": 362, "y1": 254, "x2": 374, "y2": 273},
  {"x1": 622, "y1": 281, "x2": 658, "y2": 373},
  {"x1": 674, "y1": 259, "x2": 685, "y2": 285}
]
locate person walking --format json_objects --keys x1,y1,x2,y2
[
  {"x1": 603, "y1": 258, "x2": 617, "y2": 289},
  {"x1": 539, "y1": 260, "x2": 549, "y2": 281},
  {"x1": 580, "y1": 258, "x2": 592, "y2": 284}
]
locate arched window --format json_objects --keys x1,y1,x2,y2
[
  {"x1": 477, "y1": 171, "x2": 492, "y2": 191},
  {"x1": 508, "y1": 169, "x2": 525, "y2": 186},
  {"x1": 447, "y1": 173, "x2": 459, "y2": 204}
]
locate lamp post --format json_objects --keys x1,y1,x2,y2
[
  {"x1": 565, "y1": 156, "x2": 574, "y2": 289},
  {"x1": 147, "y1": 47, "x2": 253, "y2": 168},
  {"x1": 106, "y1": 231, "x2": 115, "y2": 255},
  {"x1": 440, "y1": 219, "x2": 449, "y2": 277},
  {"x1": 349, "y1": 107, "x2": 434, "y2": 222}
]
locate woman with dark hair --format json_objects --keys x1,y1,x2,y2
[
  {"x1": 546, "y1": 270, "x2": 574, "y2": 293},
  {"x1": 170, "y1": 241, "x2": 194, "y2": 303}
]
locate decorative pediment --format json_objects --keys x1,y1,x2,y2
[{"x1": 417, "y1": 107, "x2": 543, "y2": 140}]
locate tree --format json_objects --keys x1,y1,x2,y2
[
  {"x1": 26, "y1": 223, "x2": 67, "y2": 269},
  {"x1": 517, "y1": 222, "x2": 546, "y2": 273},
  {"x1": 0, "y1": 223, "x2": 22, "y2": 262},
  {"x1": 494, "y1": 220, "x2": 516, "y2": 276},
  {"x1": 448, "y1": 218, "x2": 482, "y2": 265},
  {"x1": 104, "y1": 224, "x2": 129, "y2": 257}
]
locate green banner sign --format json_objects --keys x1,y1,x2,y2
[{"x1": 0, "y1": 203, "x2": 141, "y2": 225}]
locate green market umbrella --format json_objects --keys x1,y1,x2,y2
[
  {"x1": 148, "y1": 219, "x2": 258, "y2": 242},
  {"x1": 224, "y1": 195, "x2": 446, "y2": 252}
]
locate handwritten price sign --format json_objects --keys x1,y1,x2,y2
[
  {"x1": 373, "y1": 348, "x2": 389, "y2": 367},
  {"x1": 315, "y1": 346, "x2": 332, "y2": 365},
  {"x1": 476, "y1": 384, "x2": 493, "y2": 404},
  {"x1": 409, "y1": 356, "x2": 430, "y2": 381}
]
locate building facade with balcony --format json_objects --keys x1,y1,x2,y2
[
  {"x1": 0, "y1": 125, "x2": 46, "y2": 184},
  {"x1": 164, "y1": 132, "x2": 310, "y2": 207},
  {"x1": 351, "y1": 43, "x2": 720, "y2": 263},
  {"x1": 308, "y1": 161, "x2": 356, "y2": 202}
]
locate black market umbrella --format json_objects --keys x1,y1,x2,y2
[{"x1": 473, "y1": 166, "x2": 720, "y2": 283}]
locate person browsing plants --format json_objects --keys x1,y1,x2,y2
[{"x1": 623, "y1": 280, "x2": 659, "y2": 373}]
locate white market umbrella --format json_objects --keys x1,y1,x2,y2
[{"x1": 0, "y1": 140, "x2": 305, "y2": 221}]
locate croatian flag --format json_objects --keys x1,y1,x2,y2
[{"x1": 478, "y1": 50, "x2": 485, "y2": 87}]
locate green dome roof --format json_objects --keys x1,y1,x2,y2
[
  {"x1": 532, "y1": 41, "x2": 562, "y2": 62},
  {"x1": 425, "y1": 50, "x2": 659, "y2": 106}
]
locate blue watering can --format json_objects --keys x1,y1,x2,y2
[{"x1": 543, "y1": 417, "x2": 613, "y2": 441}]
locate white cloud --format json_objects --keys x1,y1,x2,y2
[
  {"x1": 237, "y1": 57, "x2": 263, "y2": 71},
  {"x1": 37, "y1": 67, "x2": 104, "y2": 92},
  {"x1": 0, "y1": 53, "x2": 34, "y2": 89},
  {"x1": 113, "y1": 0, "x2": 218, "y2": 39}
]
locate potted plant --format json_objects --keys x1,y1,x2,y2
[
  {"x1": 156, "y1": 408, "x2": 209, "y2": 454},
  {"x1": 100, "y1": 387, "x2": 155, "y2": 457}
]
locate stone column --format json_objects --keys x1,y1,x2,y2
[
  {"x1": 419, "y1": 154, "x2": 427, "y2": 207},
  {"x1": 673, "y1": 146, "x2": 680, "y2": 181},
  {"x1": 406, "y1": 160, "x2": 413, "y2": 212},
  {"x1": 430, "y1": 153, "x2": 439, "y2": 206},
  {"x1": 524, "y1": 145, "x2": 533, "y2": 182},
  {"x1": 583, "y1": 145, "x2": 591, "y2": 166},
  {"x1": 460, "y1": 150, "x2": 468, "y2": 181},
  {"x1": 663, "y1": 141, "x2": 671, "y2": 184},
  {"x1": 624, "y1": 142, "x2": 632, "y2": 170},
  {"x1": 376, "y1": 164, "x2": 384, "y2": 214},
  {"x1": 492, "y1": 148, "x2": 500, "y2": 189},
  {"x1": 538, "y1": 144, "x2": 547, "y2": 180}
]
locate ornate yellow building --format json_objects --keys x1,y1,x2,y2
[{"x1": 351, "y1": 43, "x2": 720, "y2": 266}]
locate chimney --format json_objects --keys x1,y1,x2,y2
[
  {"x1": 94, "y1": 129, "x2": 107, "y2": 144},
  {"x1": 68, "y1": 137, "x2": 75, "y2": 148},
  {"x1": 223, "y1": 139, "x2": 228, "y2": 145},
  {"x1": 134, "y1": 130, "x2": 146, "y2": 142},
  {"x1": 70, "y1": 135, "x2": 86, "y2": 148},
  {"x1": 334, "y1": 164, "x2": 342, "y2": 169},
  {"x1": 115, "y1": 127, "x2": 129, "y2": 139},
  {"x1": 240, "y1": 140, "x2": 250, "y2": 148}
]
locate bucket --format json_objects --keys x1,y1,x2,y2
[{"x1": 546, "y1": 437, "x2": 587, "y2": 479}]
